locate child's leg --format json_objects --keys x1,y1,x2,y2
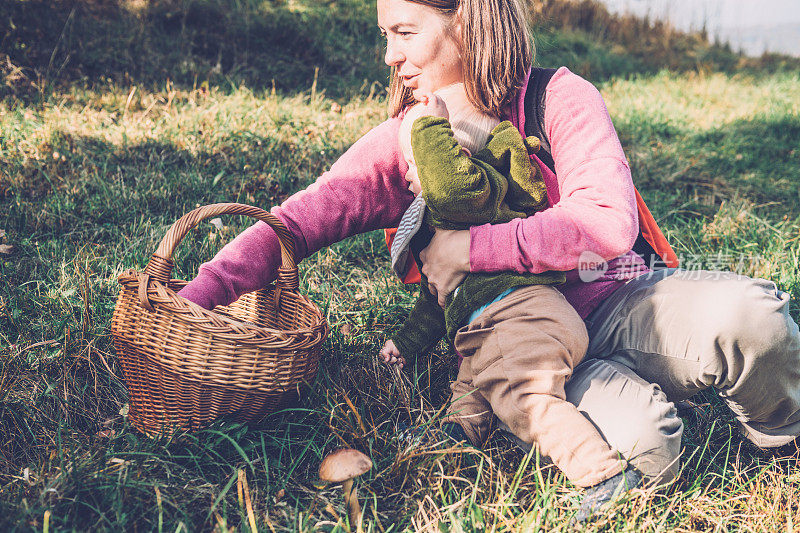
[
  {"x1": 454, "y1": 285, "x2": 625, "y2": 488},
  {"x1": 444, "y1": 359, "x2": 493, "y2": 446}
]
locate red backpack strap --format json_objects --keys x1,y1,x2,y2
[
  {"x1": 384, "y1": 228, "x2": 421, "y2": 284},
  {"x1": 634, "y1": 187, "x2": 679, "y2": 268}
]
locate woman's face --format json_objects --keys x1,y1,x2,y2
[{"x1": 377, "y1": 0, "x2": 464, "y2": 99}]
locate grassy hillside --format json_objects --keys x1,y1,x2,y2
[
  {"x1": 1, "y1": 0, "x2": 385, "y2": 101},
  {"x1": 4, "y1": 0, "x2": 798, "y2": 103},
  {"x1": 2, "y1": 0, "x2": 800, "y2": 530}
]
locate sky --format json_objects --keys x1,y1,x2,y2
[{"x1": 596, "y1": 0, "x2": 800, "y2": 56}]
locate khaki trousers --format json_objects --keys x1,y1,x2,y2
[
  {"x1": 448, "y1": 285, "x2": 626, "y2": 488},
  {"x1": 561, "y1": 269, "x2": 800, "y2": 484}
]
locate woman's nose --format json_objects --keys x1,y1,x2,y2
[{"x1": 384, "y1": 39, "x2": 403, "y2": 67}]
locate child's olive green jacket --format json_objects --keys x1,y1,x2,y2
[{"x1": 392, "y1": 116, "x2": 566, "y2": 360}]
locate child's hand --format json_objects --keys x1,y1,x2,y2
[
  {"x1": 416, "y1": 92, "x2": 449, "y2": 120},
  {"x1": 379, "y1": 339, "x2": 406, "y2": 369}
]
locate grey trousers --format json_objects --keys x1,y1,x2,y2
[{"x1": 555, "y1": 269, "x2": 800, "y2": 484}]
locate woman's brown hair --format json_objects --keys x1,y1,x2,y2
[{"x1": 387, "y1": 0, "x2": 534, "y2": 117}]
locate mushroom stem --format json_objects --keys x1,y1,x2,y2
[
  {"x1": 342, "y1": 478, "x2": 362, "y2": 532},
  {"x1": 319, "y1": 448, "x2": 371, "y2": 533}
]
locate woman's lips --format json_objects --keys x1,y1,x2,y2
[{"x1": 402, "y1": 74, "x2": 419, "y2": 87}]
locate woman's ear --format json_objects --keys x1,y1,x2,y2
[{"x1": 453, "y1": 2, "x2": 464, "y2": 36}]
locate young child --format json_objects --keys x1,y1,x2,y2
[{"x1": 380, "y1": 85, "x2": 637, "y2": 492}]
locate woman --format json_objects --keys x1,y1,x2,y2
[{"x1": 178, "y1": 0, "x2": 800, "y2": 514}]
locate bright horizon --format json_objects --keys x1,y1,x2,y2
[{"x1": 596, "y1": 0, "x2": 800, "y2": 56}]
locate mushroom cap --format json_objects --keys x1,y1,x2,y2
[{"x1": 318, "y1": 448, "x2": 373, "y2": 483}]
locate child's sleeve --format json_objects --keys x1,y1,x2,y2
[
  {"x1": 474, "y1": 123, "x2": 548, "y2": 217},
  {"x1": 391, "y1": 279, "x2": 446, "y2": 362},
  {"x1": 410, "y1": 117, "x2": 509, "y2": 227}
]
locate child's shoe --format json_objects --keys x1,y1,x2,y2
[
  {"x1": 573, "y1": 468, "x2": 642, "y2": 523},
  {"x1": 397, "y1": 421, "x2": 472, "y2": 447},
  {"x1": 441, "y1": 421, "x2": 470, "y2": 443}
]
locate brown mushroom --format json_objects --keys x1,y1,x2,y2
[{"x1": 319, "y1": 449, "x2": 373, "y2": 532}]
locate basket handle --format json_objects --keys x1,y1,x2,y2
[{"x1": 142, "y1": 203, "x2": 298, "y2": 295}]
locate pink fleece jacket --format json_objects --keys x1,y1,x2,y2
[{"x1": 178, "y1": 67, "x2": 647, "y2": 318}]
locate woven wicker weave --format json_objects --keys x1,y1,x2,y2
[{"x1": 111, "y1": 203, "x2": 329, "y2": 435}]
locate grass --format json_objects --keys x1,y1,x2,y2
[
  {"x1": 2, "y1": 0, "x2": 800, "y2": 531},
  {"x1": 1, "y1": 0, "x2": 386, "y2": 102}
]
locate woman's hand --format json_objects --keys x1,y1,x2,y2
[
  {"x1": 379, "y1": 339, "x2": 406, "y2": 369},
  {"x1": 419, "y1": 228, "x2": 471, "y2": 307}
]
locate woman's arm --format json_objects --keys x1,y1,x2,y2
[
  {"x1": 420, "y1": 68, "x2": 638, "y2": 303},
  {"x1": 469, "y1": 67, "x2": 639, "y2": 275},
  {"x1": 178, "y1": 117, "x2": 413, "y2": 309}
]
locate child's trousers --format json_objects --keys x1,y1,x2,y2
[{"x1": 446, "y1": 284, "x2": 626, "y2": 488}]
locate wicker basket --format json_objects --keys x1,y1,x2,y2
[{"x1": 111, "y1": 203, "x2": 329, "y2": 435}]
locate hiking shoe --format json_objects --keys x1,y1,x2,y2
[
  {"x1": 573, "y1": 468, "x2": 642, "y2": 524},
  {"x1": 397, "y1": 421, "x2": 472, "y2": 447}
]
